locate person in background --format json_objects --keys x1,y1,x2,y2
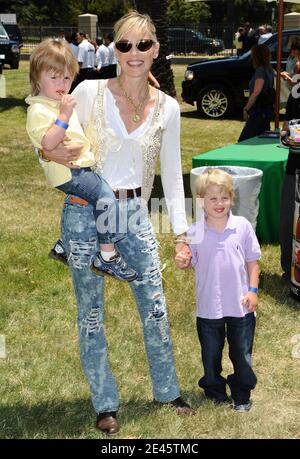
[
  {"x1": 233, "y1": 27, "x2": 244, "y2": 56},
  {"x1": 57, "y1": 29, "x2": 66, "y2": 41},
  {"x1": 238, "y1": 22, "x2": 259, "y2": 55},
  {"x1": 257, "y1": 25, "x2": 266, "y2": 44},
  {"x1": 77, "y1": 32, "x2": 95, "y2": 80},
  {"x1": 258, "y1": 25, "x2": 272, "y2": 45},
  {"x1": 41, "y1": 11, "x2": 195, "y2": 435},
  {"x1": 104, "y1": 32, "x2": 118, "y2": 78},
  {"x1": 95, "y1": 37, "x2": 110, "y2": 79},
  {"x1": 280, "y1": 37, "x2": 300, "y2": 91},
  {"x1": 67, "y1": 32, "x2": 81, "y2": 92},
  {"x1": 238, "y1": 43, "x2": 274, "y2": 142},
  {"x1": 68, "y1": 31, "x2": 79, "y2": 60},
  {"x1": 279, "y1": 42, "x2": 300, "y2": 281},
  {"x1": 175, "y1": 168, "x2": 260, "y2": 412}
]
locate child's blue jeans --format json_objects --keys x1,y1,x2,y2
[
  {"x1": 196, "y1": 313, "x2": 257, "y2": 404},
  {"x1": 57, "y1": 168, "x2": 122, "y2": 245}
]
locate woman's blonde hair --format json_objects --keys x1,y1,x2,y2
[
  {"x1": 195, "y1": 168, "x2": 235, "y2": 202},
  {"x1": 114, "y1": 10, "x2": 157, "y2": 43},
  {"x1": 29, "y1": 38, "x2": 79, "y2": 96}
]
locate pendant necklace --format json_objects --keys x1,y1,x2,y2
[{"x1": 117, "y1": 77, "x2": 149, "y2": 123}]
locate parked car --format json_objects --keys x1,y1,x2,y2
[
  {"x1": 2, "y1": 22, "x2": 23, "y2": 48},
  {"x1": 168, "y1": 27, "x2": 224, "y2": 55},
  {"x1": 0, "y1": 21, "x2": 20, "y2": 69},
  {"x1": 181, "y1": 29, "x2": 299, "y2": 119}
]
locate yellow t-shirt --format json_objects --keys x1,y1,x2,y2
[{"x1": 26, "y1": 95, "x2": 95, "y2": 187}]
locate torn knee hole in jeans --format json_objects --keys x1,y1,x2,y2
[
  {"x1": 135, "y1": 263, "x2": 161, "y2": 286},
  {"x1": 69, "y1": 239, "x2": 97, "y2": 269},
  {"x1": 144, "y1": 293, "x2": 169, "y2": 342},
  {"x1": 79, "y1": 307, "x2": 103, "y2": 336},
  {"x1": 137, "y1": 230, "x2": 157, "y2": 252}
]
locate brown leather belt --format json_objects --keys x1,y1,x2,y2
[
  {"x1": 68, "y1": 187, "x2": 142, "y2": 206},
  {"x1": 69, "y1": 196, "x2": 89, "y2": 206},
  {"x1": 113, "y1": 187, "x2": 142, "y2": 200}
]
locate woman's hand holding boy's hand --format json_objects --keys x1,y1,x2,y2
[
  {"x1": 175, "y1": 248, "x2": 192, "y2": 269},
  {"x1": 241, "y1": 292, "x2": 258, "y2": 312}
]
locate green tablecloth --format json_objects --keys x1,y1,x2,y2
[{"x1": 192, "y1": 136, "x2": 288, "y2": 243}]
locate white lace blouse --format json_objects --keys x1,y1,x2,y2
[{"x1": 72, "y1": 79, "x2": 188, "y2": 235}]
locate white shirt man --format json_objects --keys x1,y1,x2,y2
[
  {"x1": 95, "y1": 43, "x2": 110, "y2": 71},
  {"x1": 77, "y1": 35, "x2": 95, "y2": 74},
  {"x1": 107, "y1": 41, "x2": 117, "y2": 65}
]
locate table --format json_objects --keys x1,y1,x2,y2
[{"x1": 192, "y1": 136, "x2": 288, "y2": 243}]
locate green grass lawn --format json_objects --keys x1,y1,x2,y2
[{"x1": 0, "y1": 62, "x2": 300, "y2": 439}]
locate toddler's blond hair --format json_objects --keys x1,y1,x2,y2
[
  {"x1": 195, "y1": 168, "x2": 235, "y2": 202},
  {"x1": 29, "y1": 38, "x2": 79, "y2": 96}
]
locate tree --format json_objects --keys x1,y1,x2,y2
[
  {"x1": 168, "y1": 0, "x2": 211, "y2": 25},
  {"x1": 0, "y1": 0, "x2": 80, "y2": 25},
  {"x1": 134, "y1": 0, "x2": 176, "y2": 97},
  {"x1": 88, "y1": 0, "x2": 127, "y2": 23}
]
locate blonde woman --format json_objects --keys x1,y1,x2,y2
[{"x1": 42, "y1": 11, "x2": 194, "y2": 434}]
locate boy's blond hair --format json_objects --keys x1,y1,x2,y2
[
  {"x1": 29, "y1": 38, "x2": 79, "y2": 96},
  {"x1": 114, "y1": 10, "x2": 157, "y2": 43},
  {"x1": 195, "y1": 168, "x2": 235, "y2": 202}
]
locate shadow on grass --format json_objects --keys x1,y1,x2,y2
[
  {"x1": 0, "y1": 97, "x2": 27, "y2": 113},
  {"x1": 260, "y1": 271, "x2": 300, "y2": 310},
  {"x1": 0, "y1": 393, "x2": 205, "y2": 438},
  {"x1": 0, "y1": 398, "x2": 93, "y2": 438}
]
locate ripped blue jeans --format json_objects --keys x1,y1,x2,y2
[{"x1": 61, "y1": 195, "x2": 180, "y2": 414}]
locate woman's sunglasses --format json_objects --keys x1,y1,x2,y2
[{"x1": 115, "y1": 39, "x2": 155, "y2": 53}]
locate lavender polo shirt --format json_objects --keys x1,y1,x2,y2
[{"x1": 188, "y1": 212, "x2": 261, "y2": 319}]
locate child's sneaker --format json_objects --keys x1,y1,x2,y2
[
  {"x1": 233, "y1": 400, "x2": 252, "y2": 412},
  {"x1": 48, "y1": 239, "x2": 68, "y2": 265},
  {"x1": 91, "y1": 251, "x2": 137, "y2": 282}
]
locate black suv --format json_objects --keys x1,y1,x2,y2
[
  {"x1": 168, "y1": 27, "x2": 224, "y2": 55},
  {"x1": 181, "y1": 29, "x2": 299, "y2": 118},
  {"x1": 0, "y1": 21, "x2": 20, "y2": 69},
  {"x1": 2, "y1": 22, "x2": 23, "y2": 48}
]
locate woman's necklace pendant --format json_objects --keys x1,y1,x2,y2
[{"x1": 133, "y1": 113, "x2": 141, "y2": 123}]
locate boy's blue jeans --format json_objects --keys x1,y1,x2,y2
[
  {"x1": 196, "y1": 313, "x2": 257, "y2": 405},
  {"x1": 61, "y1": 195, "x2": 180, "y2": 414},
  {"x1": 57, "y1": 168, "x2": 122, "y2": 245}
]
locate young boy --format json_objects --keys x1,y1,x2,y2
[
  {"x1": 26, "y1": 38, "x2": 137, "y2": 282},
  {"x1": 175, "y1": 169, "x2": 261, "y2": 411}
]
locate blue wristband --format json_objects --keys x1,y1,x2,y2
[
  {"x1": 55, "y1": 118, "x2": 69, "y2": 129},
  {"x1": 248, "y1": 287, "x2": 258, "y2": 293}
]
